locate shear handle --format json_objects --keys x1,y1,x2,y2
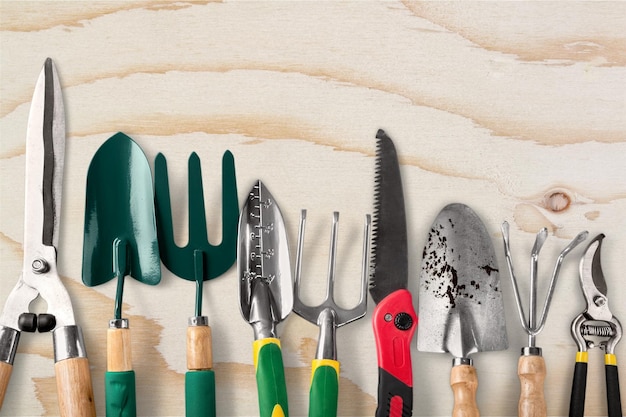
[
  {"x1": 53, "y1": 325, "x2": 96, "y2": 416},
  {"x1": 605, "y1": 353, "x2": 621, "y2": 417}
]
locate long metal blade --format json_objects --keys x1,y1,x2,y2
[
  {"x1": 417, "y1": 203, "x2": 507, "y2": 358},
  {"x1": 3, "y1": 59, "x2": 76, "y2": 329},
  {"x1": 24, "y1": 58, "x2": 65, "y2": 254},
  {"x1": 369, "y1": 130, "x2": 408, "y2": 304}
]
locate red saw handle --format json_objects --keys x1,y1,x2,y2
[{"x1": 372, "y1": 289, "x2": 417, "y2": 417}]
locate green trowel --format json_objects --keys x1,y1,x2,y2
[
  {"x1": 82, "y1": 132, "x2": 161, "y2": 417},
  {"x1": 154, "y1": 150, "x2": 238, "y2": 417}
]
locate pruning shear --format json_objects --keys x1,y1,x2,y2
[
  {"x1": 569, "y1": 234, "x2": 622, "y2": 417},
  {"x1": 0, "y1": 59, "x2": 96, "y2": 416}
]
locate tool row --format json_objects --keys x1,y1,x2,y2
[{"x1": 0, "y1": 59, "x2": 622, "y2": 417}]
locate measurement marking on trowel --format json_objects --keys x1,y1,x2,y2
[{"x1": 246, "y1": 185, "x2": 276, "y2": 285}]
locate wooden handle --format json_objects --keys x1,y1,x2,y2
[
  {"x1": 187, "y1": 324, "x2": 213, "y2": 370},
  {"x1": 0, "y1": 361, "x2": 13, "y2": 408},
  {"x1": 108, "y1": 327, "x2": 132, "y2": 372},
  {"x1": 450, "y1": 364, "x2": 479, "y2": 417},
  {"x1": 518, "y1": 355, "x2": 546, "y2": 417},
  {"x1": 55, "y1": 357, "x2": 96, "y2": 417}
]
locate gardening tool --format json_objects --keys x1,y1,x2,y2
[
  {"x1": 369, "y1": 130, "x2": 417, "y2": 417},
  {"x1": 569, "y1": 234, "x2": 622, "y2": 417},
  {"x1": 154, "y1": 150, "x2": 239, "y2": 417},
  {"x1": 501, "y1": 222, "x2": 587, "y2": 417},
  {"x1": 417, "y1": 203, "x2": 508, "y2": 417},
  {"x1": 82, "y1": 132, "x2": 161, "y2": 417},
  {"x1": 238, "y1": 180, "x2": 293, "y2": 417},
  {"x1": 293, "y1": 210, "x2": 371, "y2": 417},
  {"x1": 0, "y1": 58, "x2": 96, "y2": 416}
]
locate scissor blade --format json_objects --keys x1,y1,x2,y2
[
  {"x1": 24, "y1": 58, "x2": 65, "y2": 253},
  {"x1": 581, "y1": 233, "x2": 607, "y2": 297}
]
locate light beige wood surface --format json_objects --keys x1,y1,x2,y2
[{"x1": 1, "y1": 1, "x2": 625, "y2": 416}]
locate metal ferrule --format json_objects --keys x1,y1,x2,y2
[
  {"x1": 0, "y1": 326, "x2": 20, "y2": 365},
  {"x1": 315, "y1": 308, "x2": 337, "y2": 361},
  {"x1": 109, "y1": 318, "x2": 129, "y2": 329},
  {"x1": 453, "y1": 357, "x2": 473, "y2": 367},
  {"x1": 188, "y1": 316, "x2": 209, "y2": 327},
  {"x1": 53, "y1": 325, "x2": 87, "y2": 362},
  {"x1": 522, "y1": 346, "x2": 542, "y2": 356}
]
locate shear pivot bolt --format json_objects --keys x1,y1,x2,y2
[
  {"x1": 593, "y1": 296, "x2": 606, "y2": 307},
  {"x1": 32, "y1": 259, "x2": 49, "y2": 274}
]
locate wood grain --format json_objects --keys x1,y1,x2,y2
[
  {"x1": 1, "y1": 1, "x2": 625, "y2": 416},
  {"x1": 187, "y1": 325, "x2": 212, "y2": 370},
  {"x1": 450, "y1": 365, "x2": 479, "y2": 417},
  {"x1": 518, "y1": 355, "x2": 547, "y2": 417},
  {"x1": 107, "y1": 328, "x2": 133, "y2": 372},
  {"x1": 54, "y1": 358, "x2": 96, "y2": 417},
  {"x1": 0, "y1": 362, "x2": 12, "y2": 408}
]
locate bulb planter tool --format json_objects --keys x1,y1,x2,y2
[
  {"x1": 82, "y1": 132, "x2": 161, "y2": 417},
  {"x1": 293, "y1": 210, "x2": 371, "y2": 417},
  {"x1": 238, "y1": 181, "x2": 293, "y2": 417},
  {"x1": 154, "y1": 151, "x2": 239, "y2": 417},
  {"x1": 501, "y1": 222, "x2": 587, "y2": 417}
]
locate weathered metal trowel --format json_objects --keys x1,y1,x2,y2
[
  {"x1": 417, "y1": 203, "x2": 507, "y2": 417},
  {"x1": 238, "y1": 180, "x2": 293, "y2": 417},
  {"x1": 82, "y1": 132, "x2": 161, "y2": 417},
  {"x1": 154, "y1": 150, "x2": 239, "y2": 417}
]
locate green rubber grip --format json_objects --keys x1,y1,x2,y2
[
  {"x1": 309, "y1": 360, "x2": 339, "y2": 417},
  {"x1": 185, "y1": 370, "x2": 216, "y2": 417},
  {"x1": 105, "y1": 370, "x2": 136, "y2": 417},
  {"x1": 253, "y1": 338, "x2": 289, "y2": 417}
]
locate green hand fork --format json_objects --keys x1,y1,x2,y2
[
  {"x1": 293, "y1": 210, "x2": 371, "y2": 417},
  {"x1": 154, "y1": 151, "x2": 238, "y2": 417},
  {"x1": 83, "y1": 132, "x2": 162, "y2": 417}
]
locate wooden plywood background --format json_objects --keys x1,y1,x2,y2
[{"x1": 1, "y1": 1, "x2": 625, "y2": 416}]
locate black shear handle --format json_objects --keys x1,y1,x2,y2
[
  {"x1": 569, "y1": 354, "x2": 587, "y2": 417},
  {"x1": 605, "y1": 354, "x2": 622, "y2": 417},
  {"x1": 569, "y1": 352, "x2": 622, "y2": 417}
]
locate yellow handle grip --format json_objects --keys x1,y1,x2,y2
[
  {"x1": 0, "y1": 361, "x2": 12, "y2": 408},
  {"x1": 450, "y1": 364, "x2": 479, "y2": 417},
  {"x1": 55, "y1": 357, "x2": 96, "y2": 417},
  {"x1": 518, "y1": 355, "x2": 547, "y2": 417}
]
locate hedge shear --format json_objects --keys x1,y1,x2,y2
[
  {"x1": 569, "y1": 233, "x2": 622, "y2": 417},
  {"x1": 0, "y1": 59, "x2": 96, "y2": 416}
]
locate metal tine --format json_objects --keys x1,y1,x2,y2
[
  {"x1": 187, "y1": 152, "x2": 209, "y2": 244},
  {"x1": 502, "y1": 221, "x2": 588, "y2": 346},
  {"x1": 294, "y1": 210, "x2": 371, "y2": 327}
]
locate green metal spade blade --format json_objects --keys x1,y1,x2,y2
[{"x1": 82, "y1": 132, "x2": 161, "y2": 297}]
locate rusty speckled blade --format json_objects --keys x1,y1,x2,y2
[{"x1": 417, "y1": 203, "x2": 507, "y2": 359}]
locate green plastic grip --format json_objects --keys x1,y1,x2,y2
[
  {"x1": 105, "y1": 370, "x2": 136, "y2": 417},
  {"x1": 309, "y1": 359, "x2": 339, "y2": 417},
  {"x1": 253, "y1": 338, "x2": 289, "y2": 417},
  {"x1": 185, "y1": 370, "x2": 216, "y2": 417}
]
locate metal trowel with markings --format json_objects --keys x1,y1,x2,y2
[{"x1": 417, "y1": 203, "x2": 508, "y2": 417}]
